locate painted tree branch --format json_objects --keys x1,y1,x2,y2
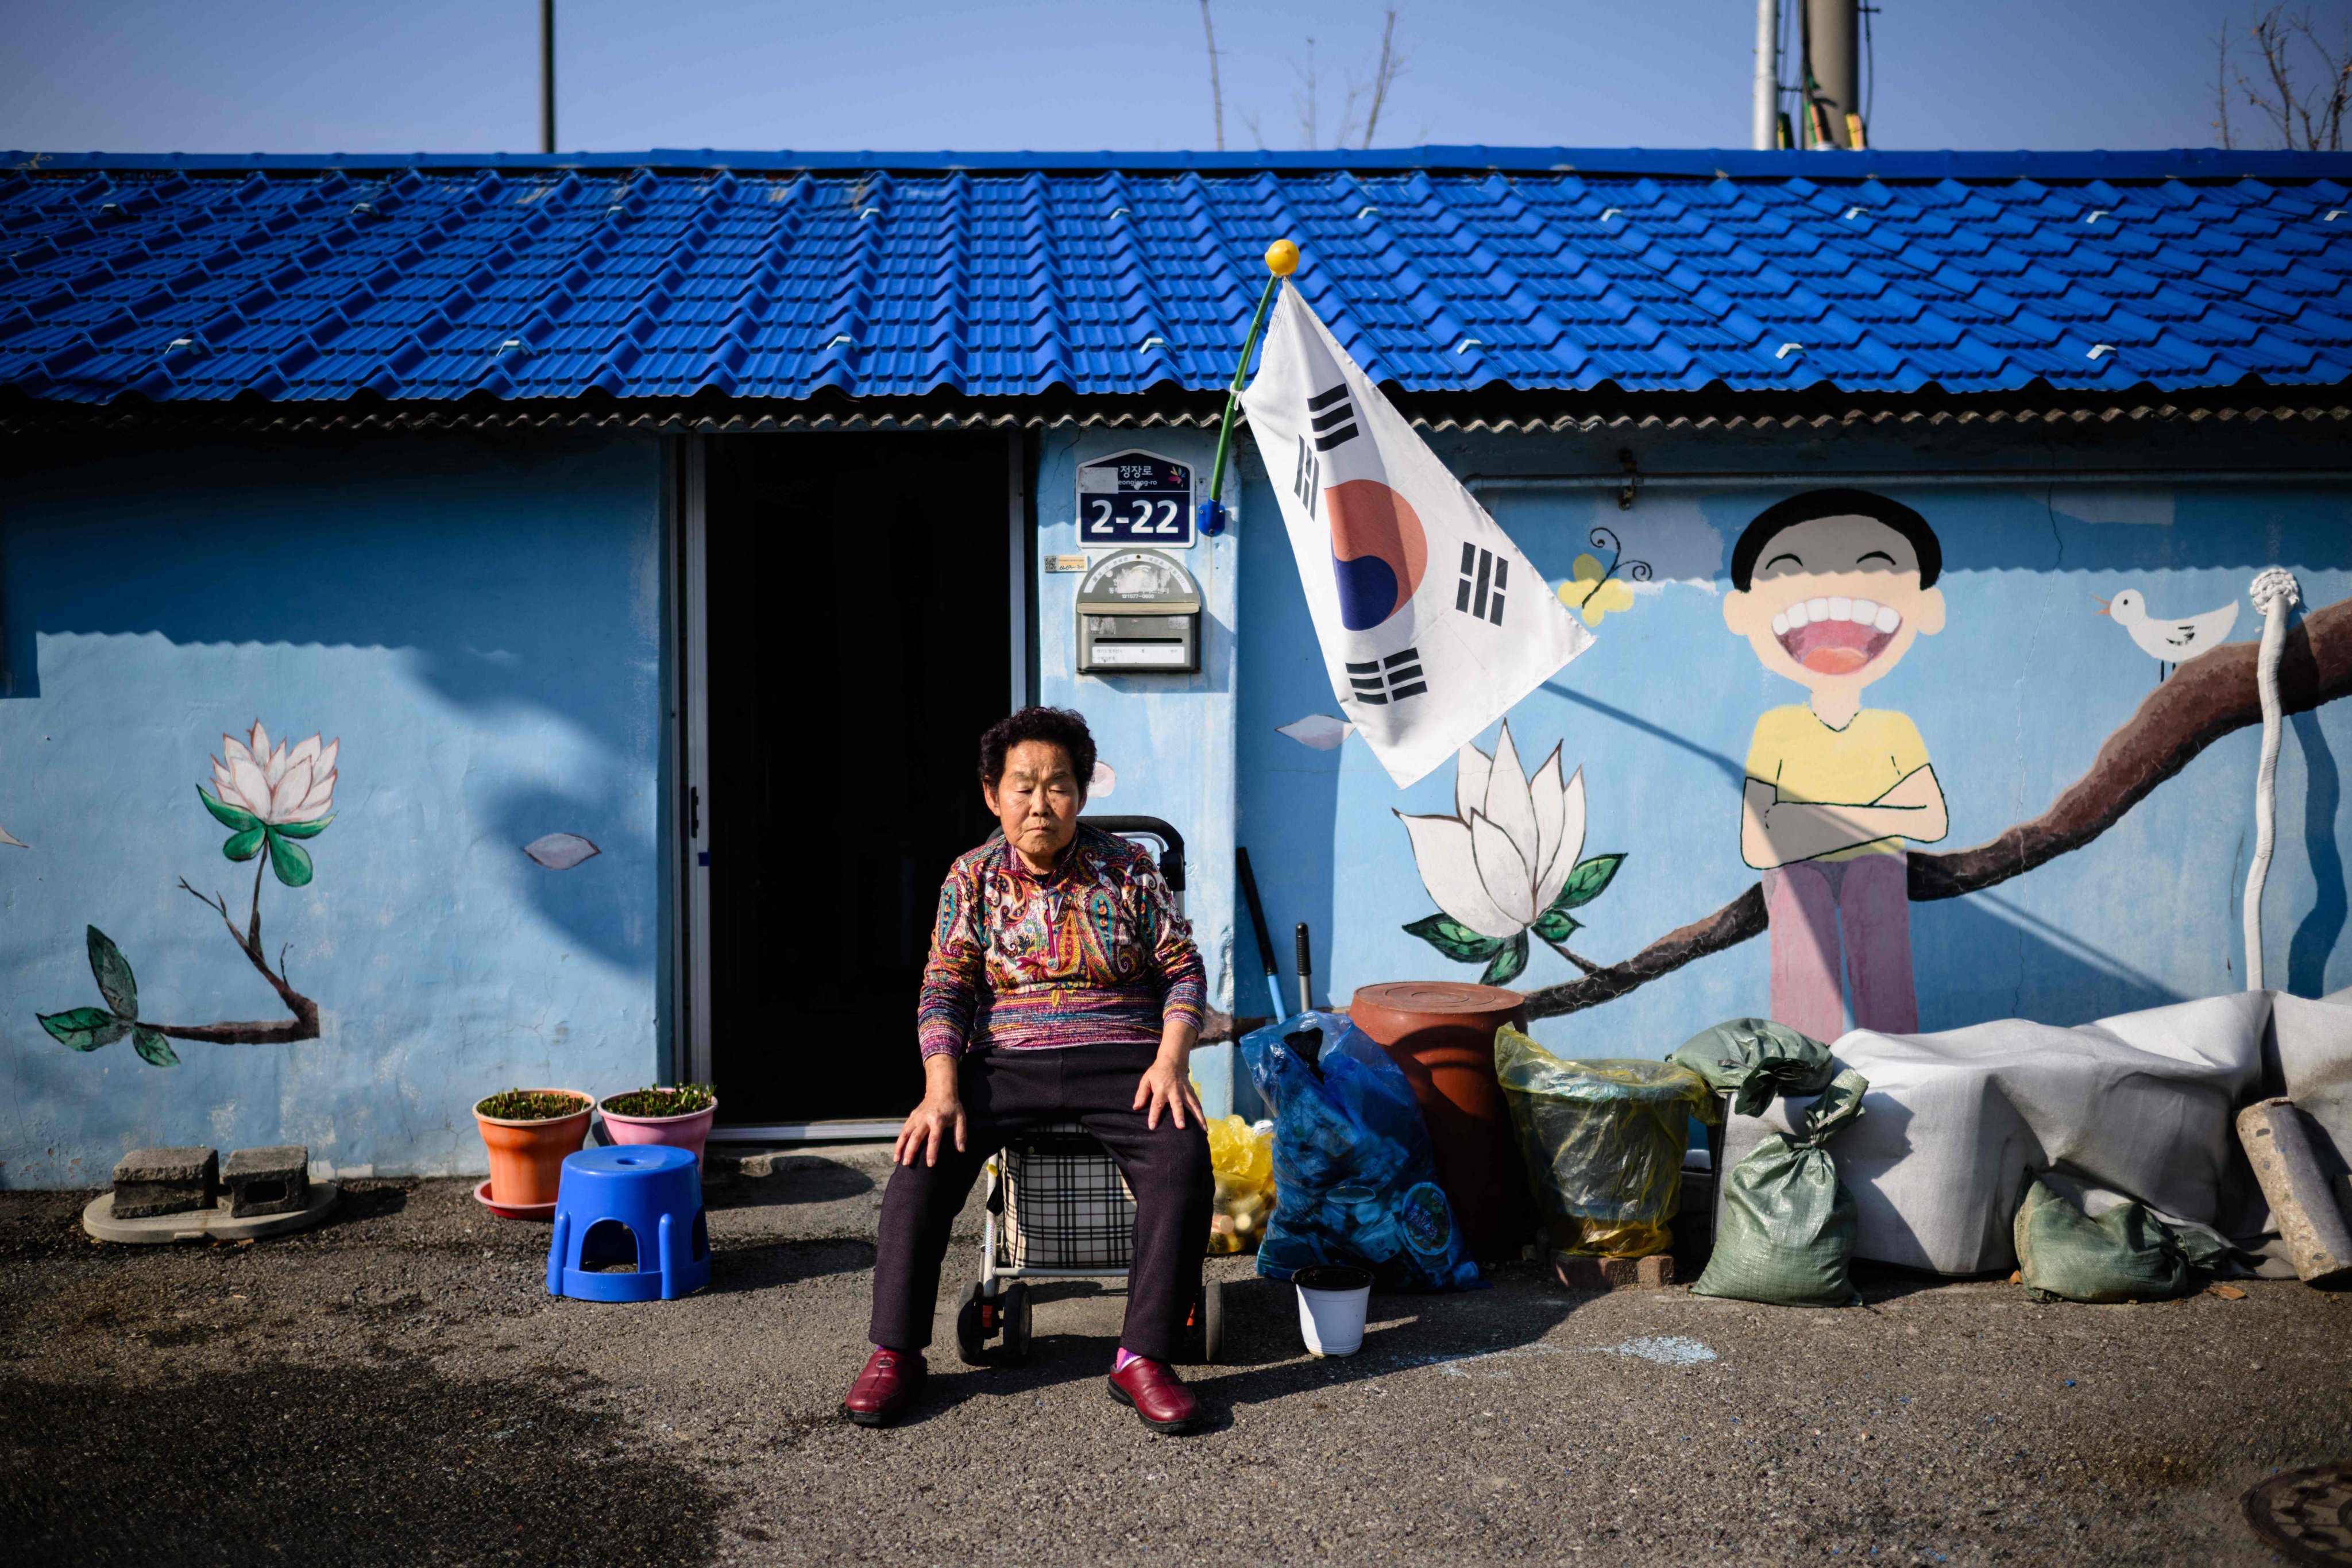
[
  {"x1": 1523, "y1": 596, "x2": 2352, "y2": 1021},
  {"x1": 163, "y1": 875, "x2": 320, "y2": 1044}
]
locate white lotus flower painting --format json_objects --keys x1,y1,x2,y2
[
  {"x1": 38, "y1": 719, "x2": 342, "y2": 1068},
  {"x1": 1395, "y1": 720, "x2": 1624, "y2": 986}
]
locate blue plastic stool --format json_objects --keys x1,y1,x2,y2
[{"x1": 546, "y1": 1145, "x2": 710, "y2": 1301}]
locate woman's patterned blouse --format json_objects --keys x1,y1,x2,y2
[{"x1": 917, "y1": 825, "x2": 1207, "y2": 1059}]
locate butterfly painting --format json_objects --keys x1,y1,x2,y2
[{"x1": 1554, "y1": 527, "x2": 1652, "y2": 627}]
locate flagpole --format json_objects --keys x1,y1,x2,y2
[{"x1": 1198, "y1": 238, "x2": 1299, "y2": 536}]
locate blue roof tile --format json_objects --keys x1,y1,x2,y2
[{"x1": 3, "y1": 148, "x2": 2349, "y2": 404}]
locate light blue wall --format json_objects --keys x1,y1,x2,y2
[
  {"x1": 1035, "y1": 427, "x2": 1243, "y2": 1112},
  {"x1": 1236, "y1": 433, "x2": 2352, "y2": 1060},
  {"x1": 1, "y1": 431, "x2": 666, "y2": 1187}
]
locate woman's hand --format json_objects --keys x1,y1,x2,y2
[
  {"x1": 1133, "y1": 1028, "x2": 1203, "y2": 1131},
  {"x1": 896, "y1": 1055, "x2": 967, "y2": 1167}
]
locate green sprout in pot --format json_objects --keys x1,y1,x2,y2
[
  {"x1": 602, "y1": 1083, "x2": 716, "y2": 1118},
  {"x1": 476, "y1": 1089, "x2": 590, "y2": 1122}
]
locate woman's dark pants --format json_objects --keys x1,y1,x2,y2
[{"x1": 869, "y1": 1041, "x2": 1214, "y2": 1362}]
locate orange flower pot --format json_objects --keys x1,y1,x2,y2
[{"x1": 474, "y1": 1090, "x2": 593, "y2": 1208}]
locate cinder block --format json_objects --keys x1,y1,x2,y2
[
  {"x1": 1553, "y1": 1252, "x2": 1676, "y2": 1292},
  {"x1": 222, "y1": 1145, "x2": 310, "y2": 1218},
  {"x1": 111, "y1": 1147, "x2": 218, "y2": 1218}
]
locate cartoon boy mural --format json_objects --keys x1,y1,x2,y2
[{"x1": 1722, "y1": 490, "x2": 1949, "y2": 1041}]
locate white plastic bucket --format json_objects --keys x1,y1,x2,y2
[{"x1": 1292, "y1": 1264, "x2": 1373, "y2": 1357}]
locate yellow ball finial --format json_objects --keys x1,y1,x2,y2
[{"x1": 1265, "y1": 238, "x2": 1299, "y2": 276}]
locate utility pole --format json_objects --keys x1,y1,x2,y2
[
  {"x1": 539, "y1": 0, "x2": 556, "y2": 155},
  {"x1": 1803, "y1": 0, "x2": 1861, "y2": 148},
  {"x1": 1752, "y1": 0, "x2": 1778, "y2": 151}
]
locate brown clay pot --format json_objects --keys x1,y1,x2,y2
[
  {"x1": 1349, "y1": 981, "x2": 1535, "y2": 1264},
  {"x1": 474, "y1": 1090, "x2": 593, "y2": 1207}
]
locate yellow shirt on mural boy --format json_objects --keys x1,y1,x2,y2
[{"x1": 1744, "y1": 705, "x2": 1932, "y2": 861}]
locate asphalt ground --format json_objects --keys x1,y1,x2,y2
[{"x1": 2, "y1": 1144, "x2": 2346, "y2": 1567}]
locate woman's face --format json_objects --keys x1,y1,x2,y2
[{"x1": 983, "y1": 739, "x2": 1085, "y2": 868}]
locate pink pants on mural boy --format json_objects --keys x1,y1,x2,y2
[{"x1": 1761, "y1": 852, "x2": 1919, "y2": 1044}]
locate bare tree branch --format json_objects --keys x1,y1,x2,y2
[
  {"x1": 2216, "y1": 19, "x2": 2237, "y2": 148},
  {"x1": 2226, "y1": 5, "x2": 2352, "y2": 149},
  {"x1": 1359, "y1": 6, "x2": 1406, "y2": 148},
  {"x1": 1522, "y1": 595, "x2": 2352, "y2": 1021},
  {"x1": 165, "y1": 871, "x2": 321, "y2": 1044},
  {"x1": 1199, "y1": 0, "x2": 1226, "y2": 153}
]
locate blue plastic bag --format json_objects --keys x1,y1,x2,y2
[{"x1": 1242, "y1": 1012, "x2": 1483, "y2": 1292}]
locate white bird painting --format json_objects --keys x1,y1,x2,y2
[{"x1": 2096, "y1": 589, "x2": 2239, "y2": 681}]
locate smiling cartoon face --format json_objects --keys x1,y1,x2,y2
[{"x1": 1723, "y1": 513, "x2": 1947, "y2": 697}]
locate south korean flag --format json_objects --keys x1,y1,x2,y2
[{"x1": 1240, "y1": 281, "x2": 1593, "y2": 787}]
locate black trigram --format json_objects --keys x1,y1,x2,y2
[
  {"x1": 1308, "y1": 383, "x2": 1359, "y2": 450},
  {"x1": 1455, "y1": 543, "x2": 1507, "y2": 625},
  {"x1": 1346, "y1": 647, "x2": 1427, "y2": 705},
  {"x1": 1291, "y1": 435, "x2": 1320, "y2": 517}
]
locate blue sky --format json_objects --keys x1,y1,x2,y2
[{"x1": 2, "y1": 1, "x2": 2330, "y2": 155}]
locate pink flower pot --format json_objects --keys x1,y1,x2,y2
[{"x1": 597, "y1": 1096, "x2": 718, "y2": 1165}]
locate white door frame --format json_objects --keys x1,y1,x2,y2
[
  {"x1": 678, "y1": 434, "x2": 715, "y2": 1087},
  {"x1": 678, "y1": 428, "x2": 1031, "y2": 1141}
]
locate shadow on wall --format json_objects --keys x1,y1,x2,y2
[
  {"x1": 2291, "y1": 709, "x2": 2346, "y2": 998},
  {"x1": 1911, "y1": 893, "x2": 2187, "y2": 1032},
  {"x1": 0, "y1": 432, "x2": 662, "y2": 971}
]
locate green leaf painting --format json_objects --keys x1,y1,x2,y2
[
  {"x1": 270, "y1": 814, "x2": 334, "y2": 840},
  {"x1": 1400, "y1": 913, "x2": 1505, "y2": 964},
  {"x1": 87, "y1": 925, "x2": 138, "y2": 1020},
  {"x1": 38, "y1": 1007, "x2": 128, "y2": 1052},
  {"x1": 132, "y1": 1027, "x2": 180, "y2": 1068},
  {"x1": 1547, "y1": 853, "x2": 1624, "y2": 913},
  {"x1": 265, "y1": 830, "x2": 314, "y2": 887},
  {"x1": 1480, "y1": 932, "x2": 1531, "y2": 987},
  {"x1": 198, "y1": 787, "x2": 260, "y2": 832},
  {"x1": 1532, "y1": 906, "x2": 1584, "y2": 943}
]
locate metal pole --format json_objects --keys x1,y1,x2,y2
[
  {"x1": 1804, "y1": 0, "x2": 1859, "y2": 148},
  {"x1": 1752, "y1": 0, "x2": 1779, "y2": 152},
  {"x1": 539, "y1": 0, "x2": 556, "y2": 155}
]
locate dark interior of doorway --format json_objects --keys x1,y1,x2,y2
[{"x1": 703, "y1": 434, "x2": 1011, "y2": 1123}]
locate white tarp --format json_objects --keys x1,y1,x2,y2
[
  {"x1": 1720, "y1": 988, "x2": 2352, "y2": 1277},
  {"x1": 1238, "y1": 281, "x2": 1592, "y2": 787}
]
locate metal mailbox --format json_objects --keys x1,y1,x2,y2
[{"x1": 1075, "y1": 549, "x2": 1202, "y2": 675}]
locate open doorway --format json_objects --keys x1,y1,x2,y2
[{"x1": 696, "y1": 432, "x2": 1018, "y2": 1126}]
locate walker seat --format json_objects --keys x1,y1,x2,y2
[{"x1": 546, "y1": 1145, "x2": 710, "y2": 1301}]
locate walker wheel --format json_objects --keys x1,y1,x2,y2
[
  {"x1": 953, "y1": 1282, "x2": 988, "y2": 1366},
  {"x1": 999, "y1": 1282, "x2": 1033, "y2": 1365}
]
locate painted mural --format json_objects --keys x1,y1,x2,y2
[
  {"x1": 1395, "y1": 719, "x2": 1624, "y2": 987},
  {"x1": 2098, "y1": 588, "x2": 2239, "y2": 680},
  {"x1": 1721, "y1": 492, "x2": 1949, "y2": 1041},
  {"x1": 36, "y1": 722, "x2": 338, "y2": 1065},
  {"x1": 1553, "y1": 527, "x2": 1651, "y2": 628}
]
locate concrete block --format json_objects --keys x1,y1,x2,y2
[
  {"x1": 2238, "y1": 1099, "x2": 2352, "y2": 1284},
  {"x1": 110, "y1": 1147, "x2": 218, "y2": 1218},
  {"x1": 1553, "y1": 1252, "x2": 1676, "y2": 1292},
  {"x1": 222, "y1": 1145, "x2": 310, "y2": 1219}
]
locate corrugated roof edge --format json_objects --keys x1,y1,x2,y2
[
  {"x1": 11, "y1": 146, "x2": 2352, "y2": 179},
  {"x1": 5, "y1": 386, "x2": 2345, "y2": 438}
]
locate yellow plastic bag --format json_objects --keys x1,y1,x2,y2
[
  {"x1": 1206, "y1": 1114, "x2": 1276, "y2": 1254},
  {"x1": 1494, "y1": 1026, "x2": 1709, "y2": 1258}
]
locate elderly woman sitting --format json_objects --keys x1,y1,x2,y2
[{"x1": 842, "y1": 706, "x2": 1214, "y2": 1433}]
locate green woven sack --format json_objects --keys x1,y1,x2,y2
[
  {"x1": 1669, "y1": 1017, "x2": 1835, "y2": 1118},
  {"x1": 1692, "y1": 1068, "x2": 1868, "y2": 1308},
  {"x1": 2011, "y1": 1173, "x2": 2231, "y2": 1304}
]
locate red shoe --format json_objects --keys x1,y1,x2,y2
[
  {"x1": 841, "y1": 1347, "x2": 925, "y2": 1427},
  {"x1": 1107, "y1": 1355, "x2": 1203, "y2": 1433}
]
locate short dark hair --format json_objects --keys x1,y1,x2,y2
[
  {"x1": 979, "y1": 706, "x2": 1096, "y2": 794},
  {"x1": 1730, "y1": 489, "x2": 1942, "y2": 591}
]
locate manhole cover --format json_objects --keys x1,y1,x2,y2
[{"x1": 2245, "y1": 1462, "x2": 2352, "y2": 1566}]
